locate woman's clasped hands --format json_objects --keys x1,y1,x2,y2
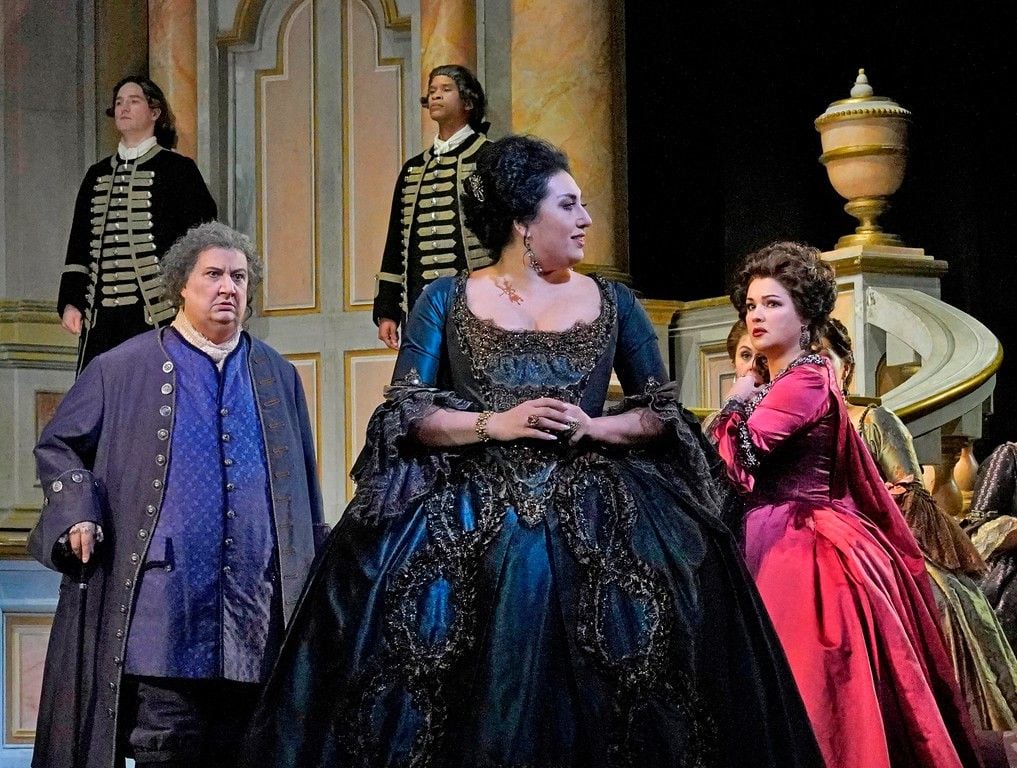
[{"x1": 486, "y1": 397, "x2": 590, "y2": 444}]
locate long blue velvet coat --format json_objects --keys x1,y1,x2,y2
[{"x1": 27, "y1": 328, "x2": 326, "y2": 768}]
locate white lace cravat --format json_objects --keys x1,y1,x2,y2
[
  {"x1": 171, "y1": 312, "x2": 241, "y2": 371},
  {"x1": 432, "y1": 125, "x2": 475, "y2": 156},
  {"x1": 117, "y1": 135, "x2": 159, "y2": 161}
]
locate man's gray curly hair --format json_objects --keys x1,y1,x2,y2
[{"x1": 160, "y1": 222, "x2": 263, "y2": 310}]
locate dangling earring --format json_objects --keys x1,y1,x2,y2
[
  {"x1": 524, "y1": 233, "x2": 543, "y2": 274},
  {"x1": 799, "y1": 324, "x2": 810, "y2": 350}
]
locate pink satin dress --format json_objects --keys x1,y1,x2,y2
[{"x1": 712, "y1": 355, "x2": 980, "y2": 768}]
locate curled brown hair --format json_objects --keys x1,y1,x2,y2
[
  {"x1": 729, "y1": 241, "x2": 836, "y2": 350},
  {"x1": 162, "y1": 222, "x2": 263, "y2": 319},
  {"x1": 725, "y1": 319, "x2": 748, "y2": 362},
  {"x1": 821, "y1": 317, "x2": 856, "y2": 390}
]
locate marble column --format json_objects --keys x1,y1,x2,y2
[
  {"x1": 94, "y1": 0, "x2": 149, "y2": 155},
  {"x1": 509, "y1": 0, "x2": 629, "y2": 282},
  {"x1": 148, "y1": 0, "x2": 198, "y2": 159},
  {"x1": 419, "y1": 0, "x2": 477, "y2": 148}
]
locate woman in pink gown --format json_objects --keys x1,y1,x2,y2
[{"x1": 710, "y1": 241, "x2": 980, "y2": 768}]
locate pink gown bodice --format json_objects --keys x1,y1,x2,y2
[{"x1": 712, "y1": 354, "x2": 980, "y2": 768}]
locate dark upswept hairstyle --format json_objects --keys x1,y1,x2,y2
[
  {"x1": 725, "y1": 319, "x2": 749, "y2": 362},
  {"x1": 105, "y1": 75, "x2": 178, "y2": 149},
  {"x1": 729, "y1": 241, "x2": 837, "y2": 350},
  {"x1": 419, "y1": 64, "x2": 488, "y2": 132},
  {"x1": 460, "y1": 135, "x2": 571, "y2": 257},
  {"x1": 161, "y1": 222, "x2": 263, "y2": 316},
  {"x1": 821, "y1": 317, "x2": 856, "y2": 390}
]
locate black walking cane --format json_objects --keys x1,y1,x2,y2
[
  {"x1": 70, "y1": 529, "x2": 98, "y2": 768},
  {"x1": 71, "y1": 561, "x2": 88, "y2": 768}
]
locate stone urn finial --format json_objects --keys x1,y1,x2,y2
[{"x1": 815, "y1": 69, "x2": 911, "y2": 248}]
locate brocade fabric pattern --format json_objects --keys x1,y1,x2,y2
[{"x1": 241, "y1": 277, "x2": 824, "y2": 768}]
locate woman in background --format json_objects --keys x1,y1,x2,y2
[
  {"x1": 822, "y1": 318, "x2": 1017, "y2": 731},
  {"x1": 702, "y1": 320, "x2": 767, "y2": 440},
  {"x1": 711, "y1": 241, "x2": 980, "y2": 768},
  {"x1": 727, "y1": 319, "x2": 758, "y2": 379}
]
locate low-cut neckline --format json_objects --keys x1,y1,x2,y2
[{"x1": 460, "y1": 274, "x2": 605, "y2": 335}]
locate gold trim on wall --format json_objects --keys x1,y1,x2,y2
[
  {"x1": 825, "y1": 253, "x2": 949, "y2": 278},
  {"x1": 686, "y1": 406, "x2": 713, "y2": 422},
  {"x1": 0, "y1": 300, "x2": 77, "y2": 369},
  {"x1": 343, "y1": 348, "x2": 397, "y2": 498},
  {"x1": 5, "y1": 613, "x2": 52, "y2": 744},
  {"x1": 220, "y1": 1, "x2": 407, "y2": 50},
  {"x1": 341, "y1": 0, "x2": 405, "y2": 312},
  {"x1": 0, "y1": 528, "x2": 33, "y2": 559},
  {"x1": 379, "y1": 0, "x2": 410, "y2": 30},
  {"x1": 673, "y1": 295, "x2": 732, "y2": 313},
  {"x1": 218, "y1": 0, "x2": 265, "y2": 46},
  {"x1": 254, "y1": 0, "x2": 321, "y2": 316},
  {"x1": 640, "y1": 299, "x2": 681, "y2": 328},
  {"x1": 697, "y1": 340, "x2": 729, "y2": 410}
]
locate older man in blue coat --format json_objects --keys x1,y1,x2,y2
[{"x1": 28, "y1": 222, "x2": 327, "y2": 768}]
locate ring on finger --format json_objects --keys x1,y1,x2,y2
[
  {"x1": 561, "y1": 419, "x2": 579, "y2": 439},
  {"x1": 526, "y1": 414, "x2": 540, "y2": 428}
]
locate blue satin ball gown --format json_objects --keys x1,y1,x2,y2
[{"x1": 241, "y1": 276, "x2": 823, "y2": 768}]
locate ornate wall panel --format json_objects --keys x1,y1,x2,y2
[
  {"x1": 699, "y1": 342, "x2": 735, "y2": 411},
  {"x1": 342, "y1": 0, "x2": 404, "y2": 310},
  {"x1": 3, "y1": 614, "x2": 49, "y2": 745},
  {"x1": 343, "y1": 349, "x2": 396, "y2": 497},
  {"x1": 257, "y1": 0, "x2": 319, "y2": 314},
  {"x1": 284, "y1": 352, "x2": 322, "y2": 463},
  {"x1": 0, "y1": 561, "x2": 60, "y2": 765},
  {"x1": 224, "y1": 0, "x2": 412, "y2": 517}
]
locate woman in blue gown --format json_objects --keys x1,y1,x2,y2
[{"x1": 241, "y1": 136, "x2": 823, "y2": 767}]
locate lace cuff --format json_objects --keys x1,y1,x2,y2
[
  {"x1": 609, "y1": 378, "x2": 740, "y2": 523},
  {"x1": 608, "y1": 377, "x2": 682, "y2": 422},
  {"x1": 346, "y1": 369, "x2": 475, "y2": 525},
  {"x1": 717, "y1": 398, "x2": 761, "y2": 472}
]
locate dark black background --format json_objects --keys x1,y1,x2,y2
[{"x1": 624, "y1": 2, "x2": 1017, "y2": 457}]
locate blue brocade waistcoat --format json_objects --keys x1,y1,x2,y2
[{"x1": 125, "y1": 330, "x2": 279, "y2": 681}]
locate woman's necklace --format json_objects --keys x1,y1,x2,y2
[
  {"x1": 749, "y1": 352, "x2": 825, "y2": 414},
  {"x1": 494, "y1": 276, "x2": 525, "y2": 304}
]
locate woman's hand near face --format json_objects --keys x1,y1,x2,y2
[{"x1": 726, "y1": 373, "x2": 764, "y2": 404}]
